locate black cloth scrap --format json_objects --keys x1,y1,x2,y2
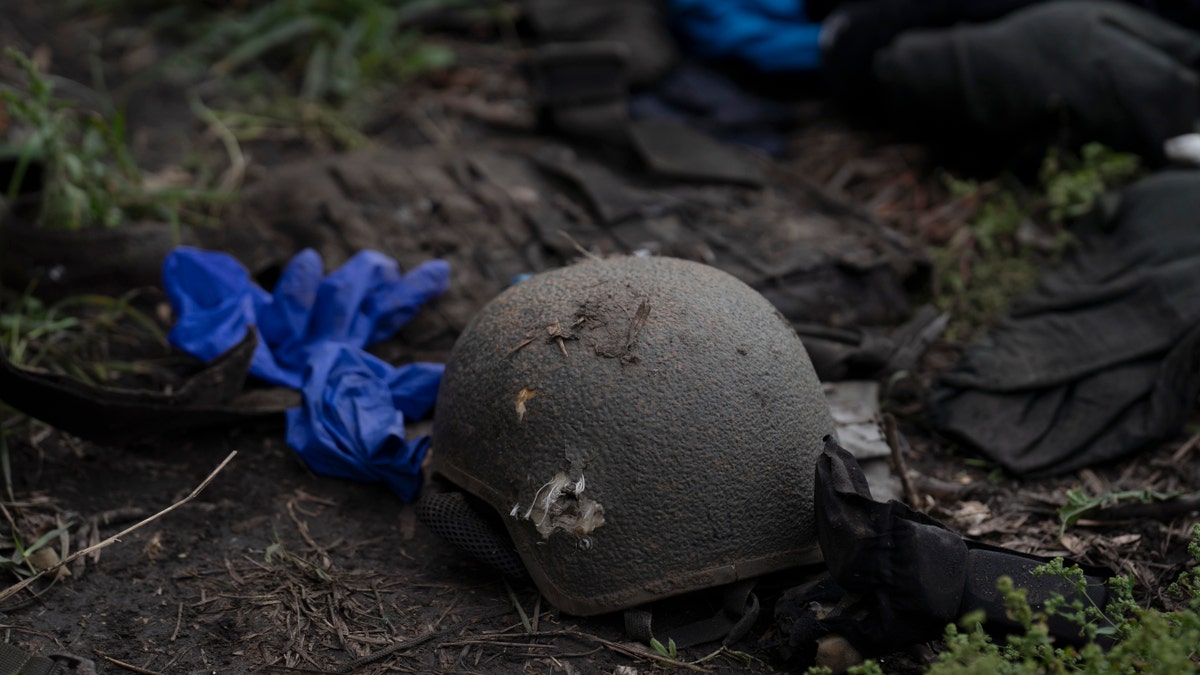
[
  {"x1": 775, "y1": 438, "x2": 1110, "y2": 662},
  {"x1": 933, "y1": 172, "x2": 1200, "y2": 475},
  {"x1": 874, "y1": 1, "x2": 1200, "y2": 164}
]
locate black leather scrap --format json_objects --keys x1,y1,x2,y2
[
  {"x1": 780, "y1": 437, "x2": 1112, "y2": 660},
  {"x1": 0, "y1": 331, "x2": 292, "y2": 446}
]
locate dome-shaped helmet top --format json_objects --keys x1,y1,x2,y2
[{"x1": 431, "y1": 256, "x2": 834, "y2": 615}]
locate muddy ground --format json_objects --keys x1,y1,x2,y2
[{"x1": 1, "y1": 2, "x2": 1198, "y2": 674}]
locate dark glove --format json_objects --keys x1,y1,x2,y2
[
  {"x1": 820, "y1": 0, "x2": 1046, "y2": 102},
  {"x1": 873, "y1": 1, "x2": 1200, "y2": 163},
  {"x1": 797, "y1": 437, "x2": 1111, "y2": 657},
  {"x1": 933, "y1": 172, "x2": 1200, "y2": 475}
]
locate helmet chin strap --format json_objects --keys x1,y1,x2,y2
[{"x1": 623, "y1": 579, "x2": 761, "y2": 650}]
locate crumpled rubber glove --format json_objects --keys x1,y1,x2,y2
[
  {"x1": 286, "y1": 344, "x2": 442, "y2": 501},
  {"x1": 811, "y1": 436, "x2": 1110, "y2": 656},
  {"x1": 163, "y1": 247, "x2": 449, "y2": 500},
  {"x1": 163, "y1": 246, "x2": 450, "y2": 388},
  {"x1": 162, "y1": 248, "x2": 271, "y2": 364}
]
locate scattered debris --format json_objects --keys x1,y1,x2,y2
[
  {"x1": 545, "y1": 318, "x2": 577, "y2": 357},
  {"x1": 3, "y1": 3, "x2": 1200, "y2": 672},
  {"x1": 823, "y1": 381, "x2": 888, "y2": 460},
  {"x1": 515, "y1": 386, "x2": 536, "y2": 422},
  {"x1": 0, "y1": 451, "x2": 236, "y2": 605},
  {"x1": 588, "y1": 298, "x2": 652, "y2": 363},
  {"x1": 512, "y1": 469, "x2": 606, "y2": 540}
]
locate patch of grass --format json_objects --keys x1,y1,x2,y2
[
  {"x1": 206, "y1": 95, "x2": 371, "y2": 151},
  {"x1": 77, "y1": 1, "x2": 464, "y2": 152},
  {"x1": 89, "y1": 0, "x2": 458, "y2": 103},
  {"x1": 933, "y1": 144, "x2": 1142, "y2": 341},
  {"x1": 1, "y1": 524, "x2": 71, "y2": 580},
  {"x1": 0, "y1": 48, "x2": 226, "y2": 230},
  {"x1": 1, "y1": 288, "x2": 168, "y2": 388},
  {"x1": 201, "y1": 0, "x2": 455, "y2": 103},
  {"x1": 0, "y1": 48, "x2": 138, "y2": 229}
]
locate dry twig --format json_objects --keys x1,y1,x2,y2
[
  {"x1": 95, "y1": 650, "x2": 162, "y2": 675},
  {"x1": 336, "y1": 618, "x2": 473, "y2": 673},
  {"x1": 0, "y1": 451, "x2": 237, "y2": 604},
  {"x1": 883, "y1": 414, "x2": 921, "y2": 510}
]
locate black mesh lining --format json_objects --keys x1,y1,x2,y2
[{"x1": 415, "y1": 487, "x2": 530, "y2": 580}]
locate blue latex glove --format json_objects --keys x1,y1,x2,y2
[
  {"x1": 286, "y1": 344, "x2": 443, "y2": 501},
  {"x1": 163, "y1": 247, "x2": 450, "y2": 388},
  {"x1": 162, "y1": 247, "x2": 271, "y2": 363},
  {"x1": 670, "y1": 0, "x2": 824, "y2": 71},
  {"x1": 163, "y1": 246, "x2": 450, "y2": 500}
]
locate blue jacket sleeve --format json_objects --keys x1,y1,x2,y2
[{"x1": 670, "y1": 0, "x2": 825, "y2": 71}]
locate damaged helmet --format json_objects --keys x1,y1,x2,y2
[{"x1": 430, "y1": 256, "x2": 834, "y2": 615}]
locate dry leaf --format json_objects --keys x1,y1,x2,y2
[{"x1": 1060, "y1": 532, "x2": 1088, "y2": 556}]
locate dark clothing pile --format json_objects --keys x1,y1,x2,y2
[
  {"x1": 875, "y1": 1, "x2": 1200, "y2": 164},
  {"x1": 933, "y1": 172, "x2": 1200, "y2": 475},
  {"x1": 667, "y1": 0, "x2": 1200, "y2": 163}
]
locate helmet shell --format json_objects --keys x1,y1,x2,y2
[{"x1": 431, "y1": 256, "x2": 834, "y2": 615}]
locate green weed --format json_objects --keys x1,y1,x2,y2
[
  {"x1": 1, "y1": 524, "x2": 71, "y2": 580},
  {"x1": 820, "y1": 524, "x2": 1200, "y2": 673},
  {"x1": 933, "y1": 145, "x2": 1142, "y2": 341},
  {"x1": 1058, "y1": 487, "x2": 1181, "y2": 538},
  {"x1": 933, "y1": 175, "x2": 1045, "y2": 341},
  {"x1": 0, "y1": 49, "x2": 137, "y2": 229},
  {"x1": 0, "y1": 48, "x2": 225, "y2": 230},
  {"x1": 644, "y1": 636, "x2": 775, "y2": 670},
  {"x1": 1041, "y1": 143, "x2": 1142, "y2": 227},
  {"x1": 650, "y1": 636, "x2": 679, "y2": 660},
  {"x1": 1, "y1": 288, "x2": 168, "y2": 388},
  {"x1": 89, "y1": 0, "x2": 458, "y2": 103}
]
